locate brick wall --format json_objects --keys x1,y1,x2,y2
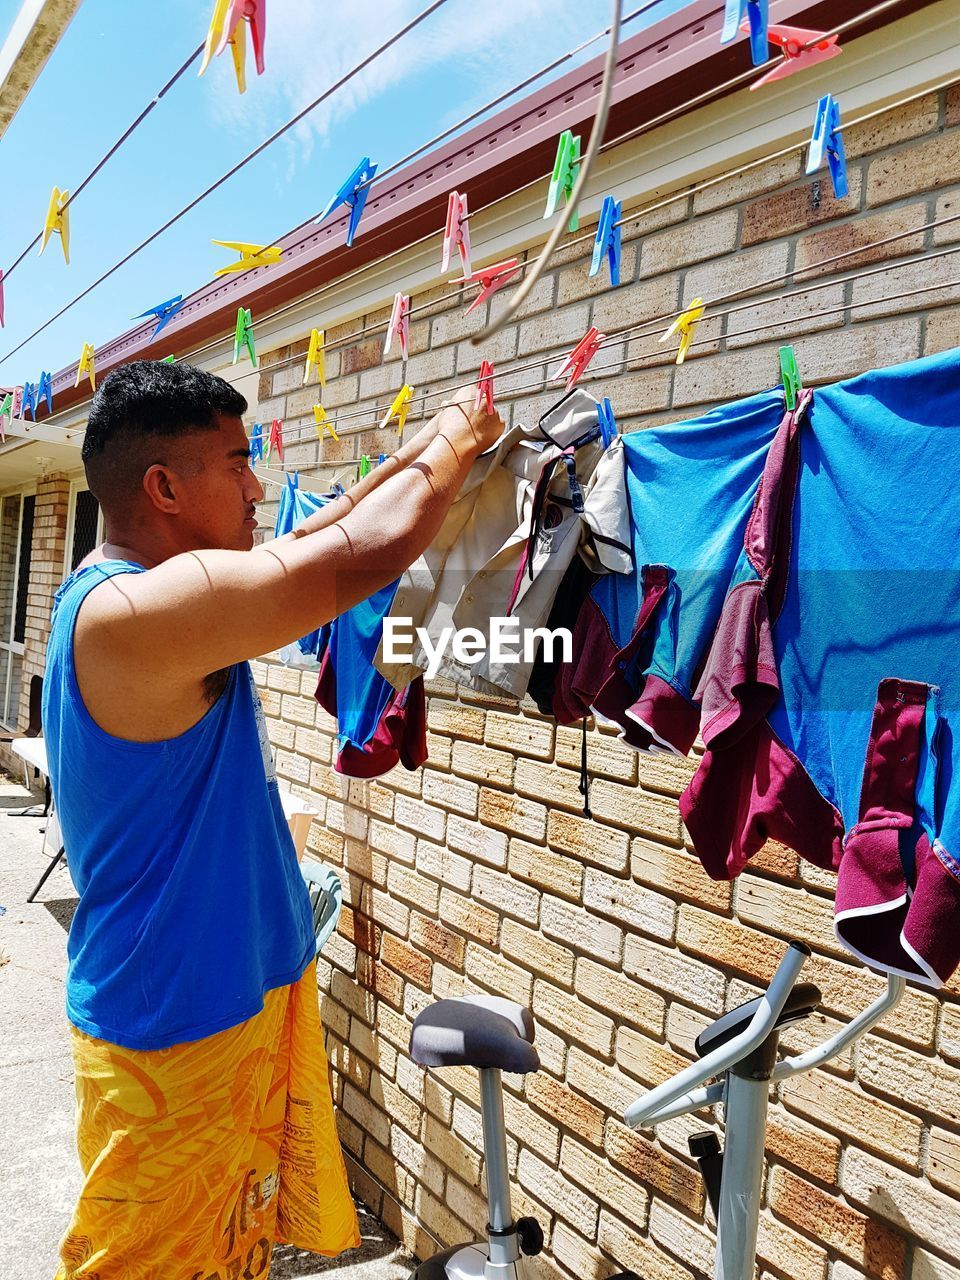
[{"x1": 252, "y1": 85, "x2": 960, "y2": 1280}]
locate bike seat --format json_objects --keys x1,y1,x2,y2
[
  {"x1": 410, "y1": 995, "x2": 539, "y2": 1074},
  {"x1": 695, "y1": 982, "x2": 822, "y2": 1059}
]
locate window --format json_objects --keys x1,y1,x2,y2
[
  {"x1": 70, "y1": 488, "x2": 100, "y2": 571},
  {"x1": 0, "y1": 492, "x2": 35, "y2": 728}
]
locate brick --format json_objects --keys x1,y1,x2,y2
[
  {"x1": 765, "y1": 1106, "x2": 841, "y2": 1185},
  {"x1": 517, "y1": 1148, "x2": 598, "y2": 1238},
  {"x1": 851, "y1": 253, "x2": 960, "y2": 322},
  {"x1": 465, "y1": 943, "x2": 532, "y2": 1004},
  {"x1": 478, "y1": 788, "x2": 547, "y2": 841},
  {"x1": 694, "y1": 151, "x2": 804, "y2": 215},
  {"x1": 560, "y1": 1134, "x2": 649, "y2": 1223},
  {"x1": 914, "y1": 1249, "x2": 960, "y2": 1280},
  {"x1": 649, "y1": 1200, "x2": 714, "y2": 1275},
  {"x1": 337, "y1": 907, "x2": 381, "y2": 956},
  {"x1": 587, "y1": 778, "x2": 684, "y2": 843},
  {"x1": 555, "y1": 723, "x2": 636, "y2": 783},
  {"x1": 484, "y1": 710, "x2": 555, "y2": 759},
  {"x1": 552, "y1": 1220, "x2": 600, "y2": 1280},
  {"x1": 605, "y1": 1119, "x2": 704, "y2": 1213},
  {"x1": 583, "y1": 866, "x2": 676, "y2": 941},
  {"x1": 422, "y1": 771, "x2": 479, "y2": 817},
  {"x1": 472, "y1": 865, "x2": 540, "y2": 924},
  {"x1": 781, "y1": 1069, "x2": 922, "y2": 1170},
  {"x1": 410, "y1": 913, "x2": 466, "y2": 969},
  {"x1": 527, "y1": 1075, "x2": 606, "y2": 1149},
  {"x1": 548, "y1": 809, "x2": 629, "y2": 874},
  {"x1": 726, "y1": 281, "x2": 847, "y2": 349},
  {"x1": 736, "y1": 878, "x2": 841, "y2": 957},
  {"x1": 508, "y1": 837, "x2": 583, "y2": 900},
  {"x1": 416, "y1": 839, "x2": 472, "y2": 891},
  {"x1": 427, "y1": 698, "x2": 485, "y2": 740},
  {"x1": 380, "y1": 933, "x2": 432, "y2": 988},
  {"x1": 395, "y1": 795, "x2": 446, "y2": 842},
  {"x1": 866, "y1": 133, "x2": 960, "y2": 206},
  {"x1": 445, "y1": 815, "x2": 509, "y2": 868},
  {"x1": 541, "y1": 895, "x2": 623, "y2": 965},
  {"x1": 844, "y1": 1146, "x2": 960, "y2": 1265},
  {"x1": 928, "y1": 1125, "x2": 960, "y2": 1194},
  {"x1": 941, "y1": 1003, "x2": 960, "y2": 1063},
  {"x1": 684, "y1": 242, "x2": 792, "y2": 312},
  {"x1": 422, "y1": 1112, "x2": 481, "y2": 1188},
  {"x1": 517, "y1": 304, "x2": 591, "y2": 357},
  {"x1": 515, "y1": 758, "x2": 587, "y2": 812},
  {"x1": 356, "y1": 954, "x2": 404, "y2": 1008},
  {"x1": 843, "y1": 93, "x2": 940, "y2": 160},
  {"x1": 616, "y1": 1028, "x2": 690, "y2": 1092},
  {"x1": 598, "y1": 1210, "x2": 696, "y2": 1280},
  {"x1": 556, "y1": 240, "x2": 639, "y2": 304},
  {"x1": 533, "y1": 979, "x2": 615, "y2": 1055},
  {"x1": 451, "y1": 741, "x2": 515, "y2": 789},
  {"x1": 742, "y1": 176, "x2": 861, "y2": 246},
  {"x1": 755, "y1": 1211, "x2": 828, "y2": 1280},
  {"x1": 386, "y1": 863, "x2": 441, "y2": 914},
  {"x1": 858, "y1": 1036, "x2": 960, "y2": 1124},
  {"x1": 770, "y1": 1166, "x2": 905, "y2": 1279},
  {"x1": 342, "y1": 1081, "x2": 390, "y2": 1147},
  {"x1": 632, "y1": 839, "x2": 731, "y2": 911},
  {"x1": 640, "y1": 208, "x2": 738, "y2": 277},
  {"x1": 439, "y1": 889, "x2": 500, "y2": 946},
  {"x1": 575, "y1": 957, "x2": 665, "y2": 1038},
  {"x1": 502, "y1": 918, "x2": 573, "y2": 985}
]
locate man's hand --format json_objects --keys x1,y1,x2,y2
[{"x1": 438, "y1": 386, "x2": 505, "y2": 457}]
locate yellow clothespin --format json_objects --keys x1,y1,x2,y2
[
  {"x1": 76, "y1": 342, "x2": 95, "y2": 391},
  {"x1": 303, "y1": 328, "x2": 326, "y2": 388},
  {"x1": 380, "y1": 385, "x2": 415, "y2": 439},
  {"x1": 40, "y1": 187, "x2": 70, "y2": 264},
  {"x1": 313, "y1": 404, "x2": 338, "y2": 441},
  {"x1": 212, "y1": 240, "x2": 282, "y2": 276},
  {"x1": 199, "y1": 0, "x2": 247, "y2": 92},
  {"x1": 661, "y1": 298, "x2": 705, "y2": 366}
]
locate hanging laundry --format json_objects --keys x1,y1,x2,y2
[
  {"x1": 681, "y1": 348, "x2": 960, "y2": 987},
  {"x1": 40, "y1": 187, "x2": 70, "y2": 264}
]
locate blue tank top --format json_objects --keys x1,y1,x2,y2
[{"x1": 42, "y1": 560, "x2": 316, "y2": 1050}]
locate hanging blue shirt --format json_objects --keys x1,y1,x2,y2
[{"x1": 42, "y1": 560, "x2": 316, "y2": 1050}]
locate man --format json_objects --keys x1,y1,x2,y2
[{"x1": 42, "y1": 360, "x2": 503, "y2": 1279}]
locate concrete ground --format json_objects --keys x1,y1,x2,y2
[{"x1": 0, "y1": 769, "x2": 417, "y2": 1280}]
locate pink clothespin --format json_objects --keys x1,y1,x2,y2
[
  {"x1": 475, "y1": 361, "x2": 495, "y2": 413},
  {"x1": 11, "y1": 386, "x2": 23, "y2": 419},
  {"x1": 385, "y1": 291, "x2": 410, "y2": 359},
  {"x1": 459, "y1": 259, "x2": 522, "y2": 317},
  {"x1": 268, "y1": 417, "x2": 284, "y2": 462},
  {"x1": 216, "y1": 0, "x2": 266, "y2": 77},
  {"x1": 750, "y1": 24, "x2": 841, "y2": 88},
  {"x1": 442, "y1": 191, "x2": 472, "y2": 276},
  {"x1": 553, "y1": 327, "x2": 605, "y2": 390}
]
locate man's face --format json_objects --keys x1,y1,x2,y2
[{"x1": 170, "y1": 414, "x2": 265, "y2": 552}]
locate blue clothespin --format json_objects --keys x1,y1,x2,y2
[
  {"x1": 806, "y1": 94, "x2": 848, "y2": 199},
  {"x1": 315, "y1": 157, "x2": 378, "y2": 247},
  {"x1": 21, "y1": 382, "x2": 37, "y2": 419},
  {"x1": 378, "y1": 452, "x2": 387, "y2": 465},
  {"x1": 134, "y1": 294, "x2": 186, "y2": 338},
  {"x1": 250, "y1": 422, "x2": 264, "y2": 465},
  {"x1": 38, "y1": 370, "x2": 53, "y2": 414},
  {"x1": 597, "y1": 398, "x2": 618, "y2": 449},
  {"x1": 332, "y1": 482, "x2": 345, "y2": 496},
  {"x1": 589, "y1": 196, "x2": 622, "y2": 287},
  {"x1": 721, "y1": 0, "x2": 769, "y2": 66}
]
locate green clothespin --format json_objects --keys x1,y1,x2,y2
[
  {"x1": 358, "y1": 454, "x2": 372, "y2": 478},
  {"x1": 233, "y1": 306, "x2": 257, "y2": 368},
  {"x1": 544, "y1": 130, "x2": 581, "y2": 232},
  {"x1": 779, "y1": 346, "x2": 801, "y2": 410},
  {"x1": 162, "y1": 354, "x2": 176, "y2": 364}
]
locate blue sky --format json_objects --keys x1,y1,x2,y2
[{"x1": 0, "y1": 0, "x2": 694, "y2": 387}]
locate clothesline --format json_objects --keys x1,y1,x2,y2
[{"x1": 3, "y1": 0, "x2": 914, "y2": 382}]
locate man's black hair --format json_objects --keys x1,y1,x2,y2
[{"x1": 82, "y1": 360, "x2": 248, "y2": 508}]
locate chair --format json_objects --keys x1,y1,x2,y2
[
  {"x1": 1, "y1": 674, "x2": 43, "y2": 788},
  {"x1": 300, "y1": 859, "x2": 343, "y2": 952}
]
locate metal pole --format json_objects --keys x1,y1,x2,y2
[{"x1": 716, "y1": 1074, "x2": 770, "y2": 1280}]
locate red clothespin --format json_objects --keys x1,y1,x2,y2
[
  {"x1": 459, "y1": 259, "x2": 522, "y2": 317},
  {"x1": 442, "y1": 190, "x2": 472, "y2": 276},
  {"x1": 385, "y1": 291, "x2": 410, "y2": 359},
  {"x1": 268, "y1": 417, "x2": 284, "y2": 462},
  {"x1": 553, "y1": 327, "x2": 605, "y2": 390},
  {"x1": 475, "y1": 361, "x2": 494, "y2": 413},
  {"x1": 750, "y1": 25, "x2": 841, "y2": 89}
]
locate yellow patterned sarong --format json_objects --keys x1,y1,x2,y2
[{"x1": 55, "y1": 961, "x2": 360, "y2": 1279}]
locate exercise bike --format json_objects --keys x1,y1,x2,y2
[{"x1": 407, "y1": 941, "x2": 904, "y2": 1280}]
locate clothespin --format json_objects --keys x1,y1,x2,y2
[
  {"x1": 597, "y1": 398, "x2": 618, "y2": 449},
  {"x1": 475, "y1": 361, "x2": 495, "y2": 414},
  {"x1": 358, "y1": 454, "x2": 372, "y2": 478},
  {"x1": 199, "y1": 0, "x2": 264, "y2": 93},
  {"x1": 0, "y1": 392, "x2": 12, "y2": 443},
  {"x1": 134, "y1": 294, "x2": 186, "y2": 337},
  {"x1": 661, "y1": 299, "x2": 705, "y2": 366},
  {"x1": 40, "y1": 187, "x2": 70, "y2": 264},
  {"x1": 316, "y1": 157, "x2": 378, "y2": 247},
  {"x1": 250, "y1": 422, "x2": 264, "y2": 464},
  {"x1": 332, "y1": 482, "x2": 345, "y2": 496},
  {"x1": 589, "y1": 196, "x2": 622, "y2": 287},
  {"x1": 779, "y1": 346, "x2": 802, "y2": 411},
  {"x1": 21, "y1": 382, "x2": 37, "y2": 420},
  {"x1": 806, "y1": 94, "x2": 848, "y2": 199},
  {"x1": 0, "y1": 269, "x2": 5, "y2": 328},
  {"x1": 442, "y1": 191, "x2": 472, "y2": 277},
  {"x1": 554, "y1": 327, "x2": 605, "y2": 390},
  {"x1": 544, "y1": 130, "x2": 581, "y2": 232},
  {"x1": 212, "y1": 240, "x2": 282, "y2": 276},
  {"x1": 385, "y1": 292, "x2": 410, "y2": 360},
  {"x1": 459, "y1": 259, "x2": 522, "y2": 317},
  {"x1": 380, "y1": 385, "x2": 415, "y2": 438},
  {"x1": 378, "y1": 452, "x2": 387, "y2": 465},
  {"x1": 750, "y1": 25, "x2": 841, "y2": 88},
  {"x1": 313, "y1": 404, "x2": 338, "y2": 441},
  {"x1": 267, "y1": 418, "x2": 284, "y2": 462},
  {"x1": 11, "y1": 387, "x2": 23, "y2": 420},
  {"x1": 233, "y1": 307, "x2": 257, "y2": 367},
  {"x1": 162, "y1": 355, "x2": 176, "y2": 364},
  {"x1": 303, "y1": 328, "x2": 325, "y2": 387},
  {"x1": 722, "y1": 0, "x2": 768, "y2": 65},
  {"x1": 38, "y1": 371, "x2": 53, "y2": 414},
  {"x1": 76, "y1": 343, "x2": 95, "y2": 391}
]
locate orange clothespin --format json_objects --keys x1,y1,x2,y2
[
  {"x1": 380, "y1": 385, "x2": 414, "y2": 439},
  {"x1": 475, "y1": 361, "x2": 494, "y2": 413},
  {"x1": 661, "y1": 299, "x2": 705, "y2": 366},
  {"x1": 442, "y1": 191, "x2": 472, "y2": 276},
  {"x1": 76, "y1": 342, "x2": 96, "y2": 391},
  {"x1": 458, "y1": 259, "x2": 522, "y2": 317},
  {"x1": 212, "y1": 240, "x2": 282, "y2": 275},
  {"x1": 385, "y1": 292, "x2": 410, "y2": 359},
  {"x1": 40, "y1": 187, "x2": 70, "y2": 264},
  {"x1": 303, "y1": 328, "x2": 325, "y2": 387},
  {"x1": 313, "y1": 404, "x2": 338, "y2": 441},
  {"x1": 553, "y1": 327, "x2": 605, "y2": 390}
]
